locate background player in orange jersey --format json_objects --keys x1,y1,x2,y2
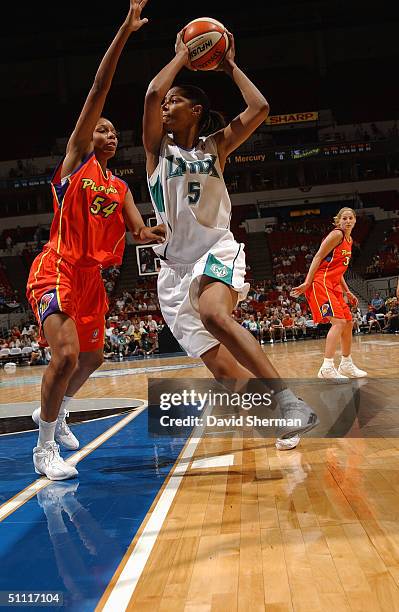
[
  {"x1": 26, "y1": 0, "x2": 165, "y2": 481},
  {"x1": 291, "y1": 207, "x2": 367, "y2": 380}
]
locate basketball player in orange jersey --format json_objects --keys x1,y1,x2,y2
[
  {"x1": 291, "y1": 207, "x2": 367, "y2": 379},
  {"x1": 26, "y1": 0, "x2": 165, "y2": 480},
  {"x1": 143, "y1": 29, "x2": 319, "y2": 450}
]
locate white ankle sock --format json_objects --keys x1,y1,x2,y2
[
  {"x1": 340, "y1": 355, "x2": 352, "y2": 364},
  {"x1": 58, "y1": 396, "x2": 73, "y2": 421},
  {"x1": 322, "y1": 358, "x2": 334, "y2": 368},
  {"x1": 38, "y1": 417, "x2": 57, "y2": 447},
  {"x1": 275, "y1": 388, "x2": 297, "y2": 406}
]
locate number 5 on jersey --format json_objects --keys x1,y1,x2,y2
[{"x1": 188, "y1": 181, "x2": 201, "y2": 205}]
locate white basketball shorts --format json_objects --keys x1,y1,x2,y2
[{"x1": 157, "y1": 238, "x2": 250, "y2": 358}]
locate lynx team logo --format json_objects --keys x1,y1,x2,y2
[
  {"x1": 39, "y1": 292, "x2": 55, "y2": 318},
  {"x1": 210, "y1": 263, "x2": 228, "y2": 278}
]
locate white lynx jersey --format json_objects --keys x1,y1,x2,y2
[{"x1": 147, "y1": 134, "x2": 234, "y2": 264}]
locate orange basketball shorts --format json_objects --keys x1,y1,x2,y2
[
  {"x1": 26, "y1": 249, "x2": 108, "y2": 351},
  {"x1": 305, "y1": 281, "x2": 352, "y2": 324}
]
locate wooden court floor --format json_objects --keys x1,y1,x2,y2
[{"x1": 2, "y1": 335, "x2": 399, "y2": 611}]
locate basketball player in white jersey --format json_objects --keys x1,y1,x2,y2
[{"x1": 142, "y1": 30, "x2": 319, "y2": 447}]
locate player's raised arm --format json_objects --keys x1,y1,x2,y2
[
  {"x1": 213, "y1": 33, "x2": 270, "y2": 167},
  {"x1": 63, "y1": 0, "x2": 149, "y2": 178},
  {"x1": 143, "y1": 31, "x2": 190, "y2": 173}
]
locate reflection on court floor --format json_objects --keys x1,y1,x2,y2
[{"x1": 0, "y1": 411, "x2": 187, "y2": 611}]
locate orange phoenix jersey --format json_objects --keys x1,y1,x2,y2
[
  {"x1": 313, "y1": 230, "x2": 352, "y2": 290},
  {"x1": 305, "y1": 229, "x2": 352, "y2": 322},
  {"x1": 46, "y1": 152, "x2": 128, "y2": 267}
]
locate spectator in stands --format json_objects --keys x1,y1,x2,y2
[
  {"x1": 282, "y1": 313, "x2": 296, "y2": 340},
  {"x1": 259, "y1": 316, "x2": 270, "y2": 344},
  {"x1": 270, "y1": 313, "x2": 286, "y2": 343},
  {"x1": 294, "y1": 313, "x2": 307, "y2": 338},
  {"x1": 29, "y1": 348, "x2": 46, "y2": 366},
  {"x1": 370, "y1": 292, "x2": 386, "y2": 314},
  {"x1": 129, "y1": 324, "x2": 146, "y2": 355},
  {"x1": 385, "y1": 295, "x2": 397, "y2": 311},
  {"x1": 351, "y1": 307, "x2": 363, "y2": 334},
  {"x1": 241, "y1": 314, "x2": 250, "y2": 330},
  {"x1": 365, "y1": 306, "x2": 381, "y2": 333},
  {"x1": 383, "y1": 298, "x2": 399, "y2": 333},
  {"x1": 103, "y1": 338, "x2": 115, "y2": 359},
  {"x1": 145, "y1": 327, "x2": 159, "y2": 355},
  {"x1": 146, "y1": 314, "x2": 158, "y2": 332},
  {"x1": 115, "y1": 296, "x2": 125, "y2": 311},
  {"x1": 246, "y1": 314, "x2": 260, "y2": 343}
]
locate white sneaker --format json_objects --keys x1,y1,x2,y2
[
  {"x1": 338, "y1": 362, "x2": 368, "y2": 378},
  {"x1": 33, "y1": 441, "x2": 78, "y2": 481},
  {"x1": 317, "y1": 365, "x2": 349, "y2": 381},
  {"x1": 32, "y1": 407, "x2": 79, "y2": 450},
  {"x1": 276, "y1": 395, "x2": 319, "y2": 439},
  {"x1": 275, "y1": 435, "x2": 300, "y2": 450},
  {"x1": 55, "y1": 414, "x2": 80, "y2": 450}
]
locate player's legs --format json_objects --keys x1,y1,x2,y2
[
  {"x1": 198, "y1": 277, "x2": 283, "y2": 384},
  {"x1": 318, "y1": 317, "x2": 349, "y2": 379},
  {"x1": 198, "y1": 277, "x2": 318, "y2": 439},
  {"x1": 201, "y1": 344, "x2": 300, "y2": 450},
  {"x1": 33, "y1": 313, "x2": 79, "y2": 480},
  {"x1": 340, "y1": 319, "x2": 354, "y2": 357},
  {"x1": 41, "y1": 313, "x2": 80, "y2": 422},
  {"x1": 200, "y1": 342, "x2": 254, "y2": 390},
  {"x1": 37, "y1": 349, "x2": 104, "y2": 451},
  {"x1": 337, "y1": 319, "x2": 368, "y2": 378},
  {"x1": 54, "y1": 268, "x2": 107, "y2": 429},
  {"x1": 324, "y1": 317, "x2": 347, "y2": 359},
  {"x1": 65, "y1": 349, "x2": 104, "y2": 396},
  {"x1": 50, "y1": 283, "x2": 107, "y2": 445}
]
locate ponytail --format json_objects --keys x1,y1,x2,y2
[{"x1": 199, "y1": 109, "x2": 226, "y2": 136}]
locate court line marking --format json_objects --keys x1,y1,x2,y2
[
  {"x1": 0, "y1": 409, "x2": 136, "y2": 436},
  {"x1": 191, "y1": 453, "x2": 234, "y2": 469},
  {"x1": 0, "y1": 402, "x2": 147, "y2": 523},
  {"x1": 98, "y1": 406, "x2": 210, "y2": 612},
  {"x1": 0, "y1": 362, "x2": 204, "y2": 388}
]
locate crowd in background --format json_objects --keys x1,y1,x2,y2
[
  {"x1": 366, "y1": 222, "x2": 399, "y2": 277},
  {"x1": 1, "y1": 285, "x2": 398, "y2": 369},
  {"x1": 0, "y1": 211, "x2": 398, "y2": 365}
]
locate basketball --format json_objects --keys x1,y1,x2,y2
[{"x1": 182, "y1": 17, "x2": 229, "y2": 71}]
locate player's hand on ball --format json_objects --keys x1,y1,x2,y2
[
  {"x1": 215, "y1": 31, "x2": 235, "y2": 71},
  {"x1": 139, "y1": 224, "x2": 166, "y2": 244},
  {"x1": 126, "y1": 0, "x2": 149, "y2": 32},
  {"x1": 290, "y1": 283, "x2": 309, "y2": 298},
  {"x1": 175, "y1": 30, "x2": 193, "y2": 68}
]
